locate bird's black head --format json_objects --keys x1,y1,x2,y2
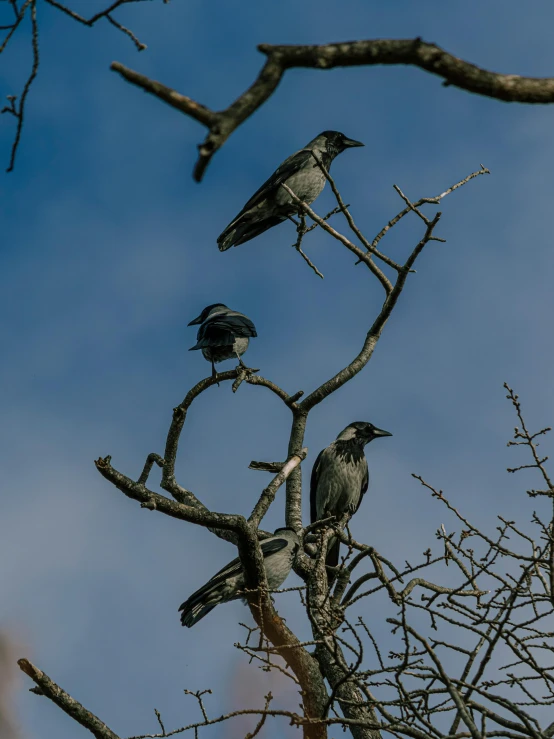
[
  {"x1": 188, "y1": 303, "x2": 228, "y2": 326},
  {"x1": 320, "y1": 130, "x2": 364, "y2": 157},
  {"x1": 337, "y1": 421, "x2": 392, "y2": 446}
]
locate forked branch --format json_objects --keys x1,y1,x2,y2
[{"x1": 112, "y1": 37, "x2": 552, "y2": 180}]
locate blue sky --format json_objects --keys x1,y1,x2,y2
[{"x1": 2, "y1": 1, "x2": 554, "y2": 737}]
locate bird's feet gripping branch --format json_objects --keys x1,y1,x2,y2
[{"x1": 232, "y1": 362, "x2": 260, "y2": 393}]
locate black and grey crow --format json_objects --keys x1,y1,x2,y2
[
  {"x1": 217, "y1": 131, "x2": 364, "y2": 250},
  {"x1": 310, "y1": 422, "x2": 392, "y2": 572},
  {"x1": 179, "y1": 528, "x2": 299, "y2": 627},
  {"x1": 188, "y1": 303, "x2": 257, "y2": 380}
]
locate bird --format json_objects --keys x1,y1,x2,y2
[
  {"x1": 310, "y1": 421, "x2": 392, "y2": 574},
  {"x1": 188, "y1": 303, "x2": 257, "y2": 380},
  {"x1": 179, "y1": 528, "x2": 299, "y2": 627},
  {"x1": 217, "y1": 130, "x2": 364, "y2": 251}
]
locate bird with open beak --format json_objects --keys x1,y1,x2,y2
[
  {"x1": 310, "y1": 421, "x2": 392, "y2": 577},
  {"x1": 188, "y1": 303, "x2": 257, "y2": 381},
  {"x1": 217, "y1": 130, "x2": 364, "y2": 250}
]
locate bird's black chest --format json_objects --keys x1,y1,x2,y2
[
  {"x1": 333, "y1": 440, "x2": 365, "y2": 466},
  {"x1": 318, "y1": 150, "x2": 333, "y2": 170}
]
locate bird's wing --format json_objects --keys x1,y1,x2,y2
[
  {"x1": 180, "y1": 536, "x2": 288, "y2": 610},
  {"x1": 353, "y1": 459, "x2": 369, "y2": 515},
  {"x1": 234, "y1": 148, "x2": 314, "y2": 217},
  {"x1": 190, "y1": 323, "x2": 235, "y2": 349},
  {"x1": 310, "y1": 448, "x2": 325, "y2": 523},
  {"x1": 210, "y1": 312, "x2": 257, "y2": 338},
  {"x1": 260, "y1": 536, "x2": 289, "y2": 557},
  {"x1": 207, "y1": 537, "x2": 288, "y2": 583},
  {"x1": 194, "y1": 313, "x2": 257, "y2": 346},
  {"x1": 179, "y1": 555, "x2": 244, "y2": 610}
]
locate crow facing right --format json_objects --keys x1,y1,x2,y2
[
  {"x1": 217, "y1": 130, "x2": 364, "y2": 251},
  {"x1": 310, "y1": 421, "x2": 392, "y2": 574}
]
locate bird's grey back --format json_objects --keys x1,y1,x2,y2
[{"x1": 265, "y1": 529, "x2": 298, "y2": 589}]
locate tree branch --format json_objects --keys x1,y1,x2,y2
[
  {"x1": 161, "y1": 368, "x2": 299, "y2": 499},
  {"x1": 18, "y1": 659, "x2": 120, "y2": 739},
  {"x1": 113, "y1": 37, "x2": 554, "y2": 180},
  {"x1": 299, "y1": 211, "x2": 441, "y2": 412},
  {"x1": 95, "y1": 454, "x2": 246, "y2": 532},
  {"x1": 94, "y1": 452, "x2": 328, "y2": 736},
  {"x1": 248, "y1": 448, "x2": 308, "y2": 528},
  {"x1": 2, "y1": 0, "x2": 38, "y2": 172},
  {"x1": 2, "y1": 0, "x2": 154, "y2": 171}
]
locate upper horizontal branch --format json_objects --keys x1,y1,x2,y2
[
  {"x1": 110, "y1": 62, "x2": 215, "y2": 127},
  {"x1": 261, "y1": 38, "x2": 554, "y2": 102},
  {"x1": 113, "y1": 37, "x2": 554, "y2": 180}
]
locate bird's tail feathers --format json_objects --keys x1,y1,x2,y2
[
  {"x1": 217, "y1": 221, "x2": 252, "y2": 251},
  {"x1": 217, "y1": 229, "x2": 236, "y2": 251},
  {"x1": 217, "y1": 216, "x2": 285, "y2": 251},
  {"x1": 179, "y1": 583, "x2": 220, "y2": 627},
  {"x1": 189, "y1": 328, "x2": 235, "y2": 352},
  {"x1": 179, "y1": 599, "x2": 217, "y2": 628},
  {"x1": 179, "y1": 576, "x2": 237, "y2": 627}
]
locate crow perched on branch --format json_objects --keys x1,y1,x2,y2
[
  {"x1": 217, "y1": 130, "x2": 364, "y2": 250},
  {"x1": 188, "y1": 303, "x2": 257, "y2": 380},
  {"x1": 310, "y1": 422, "x2": 392, "y2": 574},
  {"x1": 179, "y1": 528, "x2": 299, "y2": 627}
]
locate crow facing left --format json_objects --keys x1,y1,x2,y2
[
  {"x1": 188, "y1": 303, "x2": 257, "y2": 380},
  {"x1": 179, "y1": 528, "x2": 299, "y2": 627}
]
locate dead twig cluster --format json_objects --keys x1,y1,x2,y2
[{"x1": 1, "y1": 0, "x2": 159, "y2": 171}]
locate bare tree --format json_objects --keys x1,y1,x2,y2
[
  {"x1": 9, "y1": 10, "x2": 554, "y2": 739},
  {"x1": 29, "y1": 156, "x2": 554, "y2": 739}
]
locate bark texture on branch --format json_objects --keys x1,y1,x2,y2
[
  {"x1": 18, "y1": 659, "x2": 120, "y2": 739},
  {"x1": 112, "y1": 37, "x2": 554, "y2": 180}
]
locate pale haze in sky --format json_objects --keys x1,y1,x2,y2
[{"x1": 2, "y1": 2, "x2": 554, "y2": 737}]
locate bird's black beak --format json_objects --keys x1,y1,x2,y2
[
  {"x1": 188, "y1": 315, "x2": 202, "y2": 326},
  {"x1": 342, "y1": 137, "x2": 364, "y2": 148},
  {"x1": 372, "y1": 427, "x2": 392, "y2": 438}
]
